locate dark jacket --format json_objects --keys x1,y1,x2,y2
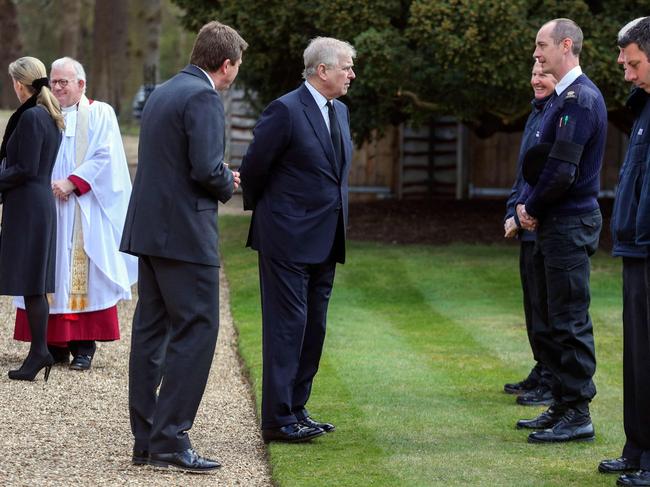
[
  {"x1": 120, "y1": 65, "x2": 234, "y2": 267},
  {"x1": 612, "y1": 88, "x2": 650, "y2": 258},
  {"x1": 0, "y1": 105, "x2": 60, "y2": 295},
  {"x1": 240, "y1": 82, "x2": 352, "y2": 264},
  {"x1": 504, "y1": 96, "x2": 550, "y2": 242}
]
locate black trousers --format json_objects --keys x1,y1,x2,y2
[
  {"x1": 69, "y1": 340, "x2": 96, "y2": 357},
  {"x1": 520, "y1": 241, "x2": 551, "y2": 385},
  {"x1": 531, "y1": 209, "x2": 601, "y2": 409},
  {"x1": 258, "y1": 253, "x2": 336, "y2": 429},
  {"x1": 129, "y1": 255, "x2": 220, "y2": 453},
  {"x1": 621, "y1": 257, "x2": 650, "y2": 469}
]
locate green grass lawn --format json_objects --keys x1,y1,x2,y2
[{"x1": 220, "y1": 214, "x2": 625, "y2": 487}]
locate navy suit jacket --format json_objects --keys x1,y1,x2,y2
[
  {"x1": 240, "y1": 82, "x2": 352, "y2": 264},
  {"x1": 120, "y1": 65, "x2": 234, "y2": 266}
]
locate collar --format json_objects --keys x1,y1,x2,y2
[
  {"x1": 305, "y1": 80, "x2": 329, "y2": 109},
  {"x1": 0, "y1": 93, "x2": 38, "y2": 161},
  {"x1": 555, "y1": 65, "x2": 582, "y2": 95},
  {"x1": 194, "y1": 65, "x2": 215, "y2": 90},
  {"x1": 531, "y1": 94, "x2": 553, "y2": 111},
  {"x1": 627, "y1": 87, "x2": 650, "y2": 116},
  {"x1": 62, "y1": 94, "x2": 90, "y2": 114}
]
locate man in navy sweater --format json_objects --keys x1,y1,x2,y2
[
  {"x1": 502, "y1": 62, "x2": 556, "y2": 407},
  {"x1": 599, "y1": 17, "x2": 650, "y2": 487},
  {"x1": 515, "y1": 18, "x2": 607, "y2": 443}
]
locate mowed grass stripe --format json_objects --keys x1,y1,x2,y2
[
  {"x1": 221, "y1": 215, "x2": 626, "y2": 486},
  {"x1": 220, "y1": 216, "x2": 401, "y2": 486},
  {"x1": 340, "y1": 241, "x2": 625, "y2": 486},
  {"x1": 394, "y1": 243, "x2": 623, "y2": 389},
  {"x1": 332, "y1": 243, "x2": 598, "y2": 486},
  {"x1": 392, "y1": 243, "x2": 625, "y2": 433}
]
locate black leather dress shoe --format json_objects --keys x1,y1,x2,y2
[
  {"x1": 70, "y1": 354, "x2": 92, "y2": 371},
  {"x1": 300, "y1": 416, "x2": 336, "y2": 433},
  {"x1": 149, "y1": 448, "x2": 221, "y2": 473},
  {"x1": 599, "y1": 457, "x2": 640, "y2": 474},
  {"x1": 516, "y1": 404, "x2": 566, "y2": 429},
  {"x1": 262, "y1": 423, "x2": 325, "y2": 443},
  {"x1": 527, "y1": 408, "x2": 594, "y2": 443},
  {"x1": 617, "y1": 470, "x2": 650, "y2": 486},
  {"x1": 516, "y1": 386, "x2": 553, "y2": 406},
  {"x1": 132, "y1": 449, "x2": 149, "y2": 466},
  {"x1": 504, "y1": 376, "x2": 537, "y2": 394}
]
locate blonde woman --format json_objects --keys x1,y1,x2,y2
[{"x1": 0, "y1": 56, "x2": 64, "y2": 381}]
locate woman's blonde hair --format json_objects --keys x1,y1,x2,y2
[{"x1": 8, "y1": 56, "x2": 64, "y2": 130}]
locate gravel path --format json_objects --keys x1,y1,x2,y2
[
  {"x1": 0, "y1": 111, "x2": 268, "y2": 485},
  {"x1": 0, "y1": 259, "x2": 271, "y2": 486}
]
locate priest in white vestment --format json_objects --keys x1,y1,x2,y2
[{"x1": 13, "y1": 57, "x2": 137, "y2": 370}]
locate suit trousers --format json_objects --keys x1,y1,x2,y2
[
  {"x1": 531, "y1": 209, "x2": 601, "y2": 410},
  {"x1": 621, "y1": 257, "x2": 650, "y2": 469},
  {"x1": 129, "y1": 255, "x2": 220, "y2": 453},
  {"x1": 258, "y1": 253, "x2": 336, "y2": 429},
  {"x1": 520, "y1": 241, "x2": 552, "y2": 385}
]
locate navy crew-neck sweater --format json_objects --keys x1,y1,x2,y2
[{"x1": 518, "y1": 73, "x2": 607, "y2": 218}]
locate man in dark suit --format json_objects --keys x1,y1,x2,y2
[
  {"x1": 120, "y1": 21, "x2": 246, "y2": 473},
  {"x1": 240, "y1": 36, "x2": 356, "y2": 443}
]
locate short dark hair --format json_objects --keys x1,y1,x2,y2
[
  {"x1": 190, "y1": 21, "x2": 248, "y2": 72},
  {"x1": 549, "y1": 18, "x2": 583, "y2": 57},
  {"x1": 618, "y1": 17, "x2": 650, "y2": 60}
]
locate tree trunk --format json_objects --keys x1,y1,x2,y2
[
  {"x1": 124, "y1": 0, "x2": 162, "y2": 121},
  {"x1": 0, "y1": 0, "x2": 23, "y2": 109},
  {"x1": 91, "y1": 0, "x2": 129, "y2": 115},
  {"x1": 144, "y1": 0, "x2": 162, "y2": 84},
  {"x1": 59, "y1": 0, "x2": 82, "y2": 59}
]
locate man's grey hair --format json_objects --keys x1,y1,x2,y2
[
  {"x1": 302, "y1": 37, "x2": 356, "y2": 80},
  {"x1": 51, "y1": 56, "x2": 87, "y2": 90},
  {"x1": 618, "y1": 17, "x2": 650, "y2": 59},
  {"x1": 548, "y1": 18, "x2": 583, "y2": 57}
]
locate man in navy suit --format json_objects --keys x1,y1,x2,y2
[
  {"x1": 120, "y1": 21, "x2": 246, "y2": 472},
  {"x1": 240, "y1": 37, "x2": 356, "y2": 443}
]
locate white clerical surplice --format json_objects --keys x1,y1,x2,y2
[{"x1": 15, "y1": 96, "x2": 137, "y2": 313}]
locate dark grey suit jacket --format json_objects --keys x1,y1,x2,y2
[{"x1": 120, "y1": 65, "x2": 233, "y2": 266}]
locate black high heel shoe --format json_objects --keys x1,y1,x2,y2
[{"x1": 8, "y1": 353, "x2": 55, "y2": 382}]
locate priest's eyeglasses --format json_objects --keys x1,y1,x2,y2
[{"x1": 50, "y1": 79, "x2": 71, "y2": 88}]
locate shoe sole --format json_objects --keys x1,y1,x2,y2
[
  {"x1": 516, "y1": 400, "x2": 554, "y2": 406},
  {"x1": 504, "y1": 388, "x2": 527, "y2": 395},
  {"x1": 527, "y1": 435, "x2": 595, "y2": 444},
  {"x1": 263, "y1": 429, "x2": 326, "y2": 444},
  {"x1": 516, "y1": 423, "x2": 556, "y2": 430},
  {"x1": 598, "y1": 466, "x2": 639, "y2": 474},
  {"x1": 148, "y1": 460, "x2": 221, "y2": 474}
]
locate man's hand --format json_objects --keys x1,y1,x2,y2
[
  {"x1": 504, "y1": 216, "x2": 518, "y2": 238},
  {"x1": 52, "y1": 178, "x2": 77, "y2": 201},
  {"x1": 232, "y1": 170, "x2": 240, "y2": 191},
  {"x1": 516, "y1": 204, "x2": 538, "y2": 232}
]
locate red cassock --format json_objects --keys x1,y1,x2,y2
[{"x1": 14, "y1": 306, "x2": 119, "y2": 347}]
